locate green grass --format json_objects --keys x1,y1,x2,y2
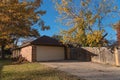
[{"x1": 0, "y1": 59, "x2": 81, "y2": 80}]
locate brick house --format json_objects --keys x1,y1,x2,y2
[{"x1": 12, "y1": 36, "x2": 66, "y2": 62}]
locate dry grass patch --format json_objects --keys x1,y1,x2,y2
[{"x1": 0, "y1": 60, "x2": 82, "y2": 80}]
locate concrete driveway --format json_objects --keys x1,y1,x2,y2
[{"x1": 41, "y1": 61, "x2": 120, "y2": 80}]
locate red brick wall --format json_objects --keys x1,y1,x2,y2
[{"x1": 20, "y1": 46, "x2": 32, "y2": 62}]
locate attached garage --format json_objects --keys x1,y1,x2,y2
[
  {"x1": 36, "y1": 46, "x2": 65, "y2": 61},
  {"x1": 12, "y1": 36, "x2": 66, "y2": 62}
]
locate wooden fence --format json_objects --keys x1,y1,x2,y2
[
  {"x1": 67, "y1": 47, "x2": 120, "y2": 66},
  {"x1": 83, "y1": 47, "x2": 116, "y2": 65}
]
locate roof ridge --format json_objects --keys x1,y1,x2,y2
[{"x1": 20, "y1": 35, "x2": 64, "y2": 48}]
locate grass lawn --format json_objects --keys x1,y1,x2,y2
[{"x1": 0, "y1": 59, "x2": 81, "y2": 80}]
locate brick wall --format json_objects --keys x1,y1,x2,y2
[{"x1": 20, "y1": 46, "x2": 32, "y2": 62}]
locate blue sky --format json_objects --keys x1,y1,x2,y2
[
  {"x1": 39, "y1": 0, "x2": 120, "y2": 41},
  {"x1": 39, "y1": 0, "x2": 66, "y2": 36}
]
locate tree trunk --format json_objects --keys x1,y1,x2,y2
[{"x1": 1, "y1": 45, "x2": 5, "y2": 59}]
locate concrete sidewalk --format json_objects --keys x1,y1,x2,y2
[{"x1": 40, "y1": 61, "x2": 120, "y2": 80}]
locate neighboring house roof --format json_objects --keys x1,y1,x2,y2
[{"x1": 21, "y1": 36, "x2": 64, "y2": 48}]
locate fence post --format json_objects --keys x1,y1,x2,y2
[
  {"x1": 114, "y1": 47, "x2": 119, "y2": 66},
  {"x1": 67, "y1": 48, "x2": 71, "y2": 59}
]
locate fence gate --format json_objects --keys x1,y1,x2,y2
[{"x1": 70, "y1": 48, "x2": 91, "y2": 61}]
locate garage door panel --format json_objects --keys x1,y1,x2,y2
[{"x1": 36, "y1": 46, "x2": 64, "y2": 61}]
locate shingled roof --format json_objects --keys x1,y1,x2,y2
[{"x1": 21, "y1": 36, "x2": 64, "y2": 48}]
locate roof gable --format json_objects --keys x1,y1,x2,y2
[
  {"x1": 31, "y1": 36, "x2": 63, "y2": 46},
  {"x1": 21, "y1": 36, "x2": 64, "y2": 48}
]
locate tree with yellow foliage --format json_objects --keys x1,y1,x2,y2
[
  {"x1": 0, "y1": 0, "x2": 49, "y2": 58},
  {"x1": 54, "y1": 0, "x2": 119, "y2": 47}
]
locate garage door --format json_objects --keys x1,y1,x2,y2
[{"x1": 36, "y1": 46, "x2": 65, "y2": 61}]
